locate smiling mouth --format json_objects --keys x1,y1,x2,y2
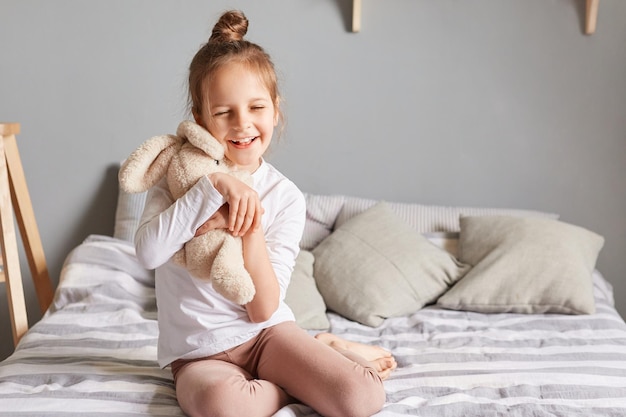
[{"x1": 230, "y1": 136, "x2": 257, "y2": 147}]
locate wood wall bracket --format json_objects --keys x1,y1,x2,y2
[
  {"x1": 585, "y1": 0, "x2": 599, "y2": 35},
  {"x1": 352, "y1": 0, "x2": 361, "y2": 33},
  {"x1": 350, "y1": 1, "x2": 599, "y2": 35}
]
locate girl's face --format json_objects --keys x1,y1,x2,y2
[{"x1": 196, "y1": 62, "x2": 278, "y2": 173}]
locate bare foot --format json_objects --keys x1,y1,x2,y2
[
  {"x1": 369, "y1": 356, "x2": 397, "y2": 380},
  {"x1": 315, "y1": 333, "x2": 397, "y2": 380}
]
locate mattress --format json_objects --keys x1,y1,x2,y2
[{"x1": 1, "y1": 235, "x2": 625, "y2": 416}]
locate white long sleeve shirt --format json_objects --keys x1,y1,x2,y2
[{"x1": 134, "y1": 160, "x2": 306, "y2": 368}]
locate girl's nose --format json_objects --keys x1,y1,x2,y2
[{"x1": 233, "y1": 112, "x2": 252, "y2": 131}]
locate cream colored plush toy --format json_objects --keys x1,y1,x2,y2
[{"x1": 118, "y1": 120, "x2": 255, "y2": 305}]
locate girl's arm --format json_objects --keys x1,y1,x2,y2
[
  {"x1": 242, "y1": 227, "x2": 280, "y2": 322},
  {"x1": 196, "y1": 173, "x2": 280, "y2": 321},
  {"x1": 196, "y1": 174, "x2": 306, "y2": 321},
  {"x1": 134, "y1": 176, "x2": 225, "y2": 269},
  {"x1": 209, "y1": 172, "x2": 263, "y2": 237}
]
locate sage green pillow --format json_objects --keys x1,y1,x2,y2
[
  {"x1": 437, "y1": 216, "x2": 605, "y2": 314},
  {"x1": 285, "y1": 250, "x2": 330, "y2": 330},
  {"x1": 312, "y1": 202, "x2": 470, "y2": 327}
]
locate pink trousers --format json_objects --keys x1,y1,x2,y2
[{"x1": 171, "y1": 321, "x2": 385, "y2": 417}]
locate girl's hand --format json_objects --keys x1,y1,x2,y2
[
  {"x1": 209, "y1": 172, "x2": 263, "y2": 236},
  {"x1": 194, "y1": 204, "x2": 229, "y2": 237}
]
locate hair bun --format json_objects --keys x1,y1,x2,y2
[{"x1": 209, "y1": 10, "x2": 248, "y2": 43}]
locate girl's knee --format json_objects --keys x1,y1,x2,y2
[
  {"x1": 179, "y1": 376, "x2": 288, "y2": 417},
  {"x1": 330, "y1": 375, "x2": 386, "y2": 417},
  {"x1": 178, "y1": 376, "x2": 244, "y2": 417},
  {"x1": 345, "y1": 391, "x2": 386, "y2": 417}
]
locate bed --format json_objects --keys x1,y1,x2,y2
[{"x1": 1, "y1": 190, "x2": 626, "y2": 417}]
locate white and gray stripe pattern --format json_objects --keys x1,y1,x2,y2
[{"x1": 1, "y1": 235, "x2": 625, "y2": 417}]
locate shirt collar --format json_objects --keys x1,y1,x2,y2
[{"x1": 251, "y1": 158, "x2": 268, "y2": 184}]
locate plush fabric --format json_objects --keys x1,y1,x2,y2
[
  {"x1": 437, "y1": 215, "x2": 605, "y2": 314},
  {"x1": 313, "y1": 202, "x2": 470, "y2": 327},
  {"x1": 284, "y1": 250, "x2": 330, "y2": 330},
  {"x1": 119, "y1": 121, "x2": 255, "y2": 305}
]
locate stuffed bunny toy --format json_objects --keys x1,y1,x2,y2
[{"x1": 118, "y1": 120, "x2": 255, "y2": 305}]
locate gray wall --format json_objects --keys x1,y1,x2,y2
[{"x1": 1, "y1": 0, "x2": 625, "y2": 360}]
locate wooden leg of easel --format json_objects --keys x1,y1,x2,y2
[
  {"x1": 4, "y1": 132, "x2": 54, "y2": 313},
  {"x1": 0, "y1": 128, "x2": 29, "y2": 347},
  {"x1": 0, "y1": 122, "x2": 54, "y2": 347}
]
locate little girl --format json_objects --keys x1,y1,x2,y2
[{"x1": 135, "y1": 10, "x2": 395, "y2": 417}]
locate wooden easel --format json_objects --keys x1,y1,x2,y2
[{"x1": 0, "y1": 123, "x2": 53, "y2": 347}]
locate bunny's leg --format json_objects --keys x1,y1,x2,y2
[
  {"x1": 211, "y1": 235, "x2": 256, "y2": 305},
  {"x1": 185, "y1": 235, "x2": 220, "y2": 280}
]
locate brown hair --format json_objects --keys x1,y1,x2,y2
[{"x1": 188, "y1": 10, "x2": 282, "y2": 125}]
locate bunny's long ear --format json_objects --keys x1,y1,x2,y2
[
  {"x1": 177, "y1": 120, "x2": 225, "y2": 160},
  {"x1": 119, "y1": 134, "x2": 182, "y2": 193}
]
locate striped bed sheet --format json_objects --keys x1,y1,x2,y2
[{"x1": 1, "y1": 235, "x2": 626, "y2": 416}]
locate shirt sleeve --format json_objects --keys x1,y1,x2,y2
[
  {"x1": 263, "y1": 186, "x2": 306, "y2": 300},
  {"x1": 134, "y1": 176, "x2": 226, "y2": 270}
]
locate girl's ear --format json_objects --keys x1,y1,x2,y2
[
  {"x1": 273, "y1": 98, "x2": 280, "y2": 127},
  {"x1": 192, "y1": 109, "x2": 205, "y2": 128}
]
